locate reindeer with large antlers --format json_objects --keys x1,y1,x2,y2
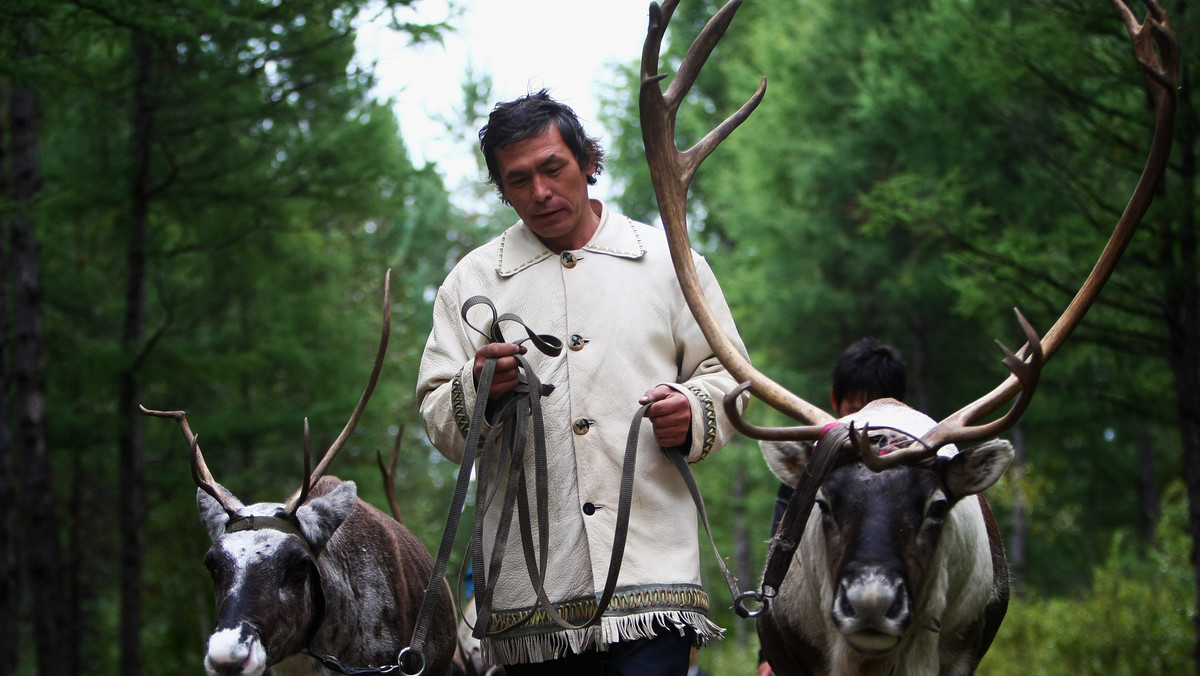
[
  {"x1": 640, "y1": 1, "x2": 1178, "y2": 674},
  {"x1": 142, "y1": 273, "x2": 458, "y2": 676}
]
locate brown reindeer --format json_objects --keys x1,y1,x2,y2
[
  {"x1": 638, "y1": 1, "x2": 1178, "y2": 674},
  {"x1": 143, "y1": 272, "x2": 458, "y2": 676}
]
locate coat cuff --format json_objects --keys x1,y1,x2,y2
[
  {"x1": 452, "y1": 363, "x2": 494, "y2": 440},
  {"x1": 665, "y1": 383, "x2": 718, "y2": 463}
]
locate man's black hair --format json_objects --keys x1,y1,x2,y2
[
  {"x1": 831, "y1": 337, "x2": 906, "y2": 404},
  {"x1": 478, "y1": 89, "x2": 606, "y2": 198}
]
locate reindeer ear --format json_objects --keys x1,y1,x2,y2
[
  {"x1": 294, "y1": 480, "x2": 358, "y2": 550},
  {"x1": 760, "y1": 441, "x2": 812, "y2": 487},
  {"x1": 941, "y1": 439, "x2": 1014, "y2": 499},
  {"x1": 196, "y1": 485, "x2": 242, "y2": 542}
]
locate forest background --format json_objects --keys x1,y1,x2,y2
[{"x1": 0, "y1": 0, "x2": 1196, "y2": 674}]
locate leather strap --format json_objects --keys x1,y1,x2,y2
[
  {"x1": 758, "y1": 424, "x2": 848, "y2": 602},
  {"x1": 405, "y1": 296, "x2": 754, "y2": 672}
]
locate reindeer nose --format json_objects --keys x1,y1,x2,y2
[
  {"x1": 205, "y1": 622, "x2": 266, "y2": 676},
  {"x1": 833, "y1": 571, "x2": 912, "y2": 641},
  {"x1": 838, "y1": 576, "x2": 908, "y2": 622}
]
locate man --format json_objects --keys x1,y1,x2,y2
[
  {"x1": 756, "y1": 337, "x2": 906, "y2": 676},
  {"x1": 416, "y1": 90, "x2": 748, "y2": 675}
]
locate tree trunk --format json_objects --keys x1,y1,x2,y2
[
  {"x1": 1162, "y1": 1, "x2": 1200, "y2": 671},
  {"x1": 11, "y1": 74, "x2": 73, "y2": 676},
  {"x1": 0, "y1": 80, "x2": 19, "y2": 676},
  {"x1": 908, "y1": 308, "x2": 930, "y2": 414},
  {"x1": 1135, "y1": 429, "x2": 1160, "y2": 544},
  {"x1": 1148, "y1": 1, "x2": 1200, "y2": 670},
  {"x1": 1008, "y1": 424, "x2": 1027, "y2": 597},
  {"x1": 1174, "y1": 317, "x2": 1200, "y2": 676},
  {"x1": 118, "y1": 33, "x2": 154, "y2": 676}
]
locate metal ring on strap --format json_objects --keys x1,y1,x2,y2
[
  {"x1": 735, "y1": 589, "x2": 769, "y2": 618},
  {"x1": 396, "y1": 647, "x2": 424, "y2": 676}
]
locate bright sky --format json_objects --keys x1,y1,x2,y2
[{"x1": 353, "y1": 0, "x2": 656, "y2": 205}]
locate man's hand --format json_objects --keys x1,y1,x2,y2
[
  {"x1": 473, "y1": 343, "x2": 527, "y2": 400},
  {"x1": 639, "y1": 385, "x2": 691, "y2": 448}
]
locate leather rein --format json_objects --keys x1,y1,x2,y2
[{"x1": 400, "y1": 296, "x2": 746, "y2": 675}]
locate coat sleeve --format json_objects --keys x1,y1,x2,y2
[
  {"x1": 416, "y1": 283, "x2": 492, "y2": 465},
  {"x1": 668, "y1": 253, "x2": 750, "y2": 463}
]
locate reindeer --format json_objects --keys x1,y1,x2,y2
[
  {"x1": 638, "y1": 1, "x2": 1178, "y2": 674},
  {"x1": 143, "y1": 273, "x2": 458, "y2": 676}
]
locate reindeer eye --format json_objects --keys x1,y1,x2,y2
[
  {"x1": 926, "y1": 497, "x2": 948, "y2": 521},
  {"x1": 282, "y1": 552, "x2": 311, "y2": 588},
  {"x1": 203, "y1": 550, "x2": 228, "y2": 585}
]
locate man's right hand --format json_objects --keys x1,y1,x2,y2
[{"x1": 473, "y1": 342, "x2": 527, "y2": 400}]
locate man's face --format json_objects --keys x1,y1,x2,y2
[{"x1": 495, "y1": 125, "x2": 598, "y2": 253}]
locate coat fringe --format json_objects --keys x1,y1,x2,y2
[{"x1": 481, "y1": 610, "x2": 724, "y2": 666}]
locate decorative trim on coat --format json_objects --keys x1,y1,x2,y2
[
  {"x1": 480, "y1": 584, "x2": 724, "y2": 666},
  {"x1": 452, "y1": 371, "x2": 471, "y2": 438},
  {"x1": 686, "y1": 385, "x2": 717, "y2": 460}
]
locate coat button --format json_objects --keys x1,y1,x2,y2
[
  {"x1": 560, "y1": 251, "x2": 578, "y2": 268},
  {"x1": 582, "y1": 502, "x2": 596, "y2": 516},
  {"x1": 568, "y1": 334, "x2": 589, "y2": 351},
  {"x1": 573, "y1": 418, "x2": 594, "y2": 434}
]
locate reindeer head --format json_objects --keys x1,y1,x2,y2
[{"x1": 141, "y1": 271, "x2": 392, "y2": 675}]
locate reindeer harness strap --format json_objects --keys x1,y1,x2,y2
[{"x1": 756, "y1": 423, "x2": 850, "y2": 612}]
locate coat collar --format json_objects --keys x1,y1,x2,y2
[{"x1": 495, "y1": 200, "x2": 647, "y2": 277}]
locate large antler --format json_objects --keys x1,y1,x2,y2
[
  {"x1": 282, "y1": 270, "x2": 392, "y2": 513},
  {"x1": 641, "y1": 0, "x2": 1178, "y2": 468},
  {"x1": 640, "y1": 0, "x2": 835, "y2": 436},
  {"x1": 141, "y1": 270, "x2": 393, "y2": 514}
]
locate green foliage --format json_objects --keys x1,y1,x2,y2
[
  {"x1": 7, "y1": 0, "x2": 1197, "y2": 671},
  {"x1": 4, "y1": 0, "x2": 464, "y2": 672},
  {"x1": 982, "y1": 484, "x2": 1194, "y2": 676}
]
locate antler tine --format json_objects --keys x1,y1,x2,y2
[
  {"x1": 641, "y1": 0, "x2": 836, "y2": 431},
  {"x1": 284, "y1": 269, "x2": 393, "y2": 514},
  {"x1": 856, "y1": 311, "x2": 1044, "y2": 470},
  {"x1": 293, "y1": 418, "x2": 313, "y2": 512},
  {"x1": 723, "y1": 382, "x2": 829, "y2": 441},
  {"x1": 643, "y1": 1, "x2": 768, "y2": 189},
  {"x1": 640, "y1": 0, "x2": 671, "y2": 85},
  {"x1": 897, "y1": 0, "x2": 1178, "y2": 458},
  {"x1": 377, "y1": 425, "x2": 404, "y2": 524},
  {"x1": 663, "y1": 0, "x2": 742, "y2": 106},
  {"x1": 139, "y1": 405, "x2": 240, "y2": 513}
]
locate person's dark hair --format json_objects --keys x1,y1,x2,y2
[
  {"x1": 831, "y1": 338, "x2": 906, "y2": 404},
  {"x1": 478, "y1": 89, "x2": 605, "y2": 198}
]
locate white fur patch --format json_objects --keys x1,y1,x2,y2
[
  {"x1": 205, "y1": 624, "x2": 266, "y2": 676},
  {"x1": 218, "y1": 529, "x2": 291, "y2": 598}
]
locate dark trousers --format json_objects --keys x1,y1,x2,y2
[{"x1": 503, "y1": 629, "x2": 693, "y2": 676}]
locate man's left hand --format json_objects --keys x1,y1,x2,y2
[{"x1": 639, "y1": 385, "x2": 691, "y2": 449}]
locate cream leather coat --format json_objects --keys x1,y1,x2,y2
[{"x1": 416, "y1": 201, "x2": 748, "y2": 664}]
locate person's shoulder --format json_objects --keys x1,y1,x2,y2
[
  {"x1": 611, "y1": 212, "x2": 705, "y2": 264},
  {"x1": 444, "y1": 229, "x2": 508, "y2": 276}
]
